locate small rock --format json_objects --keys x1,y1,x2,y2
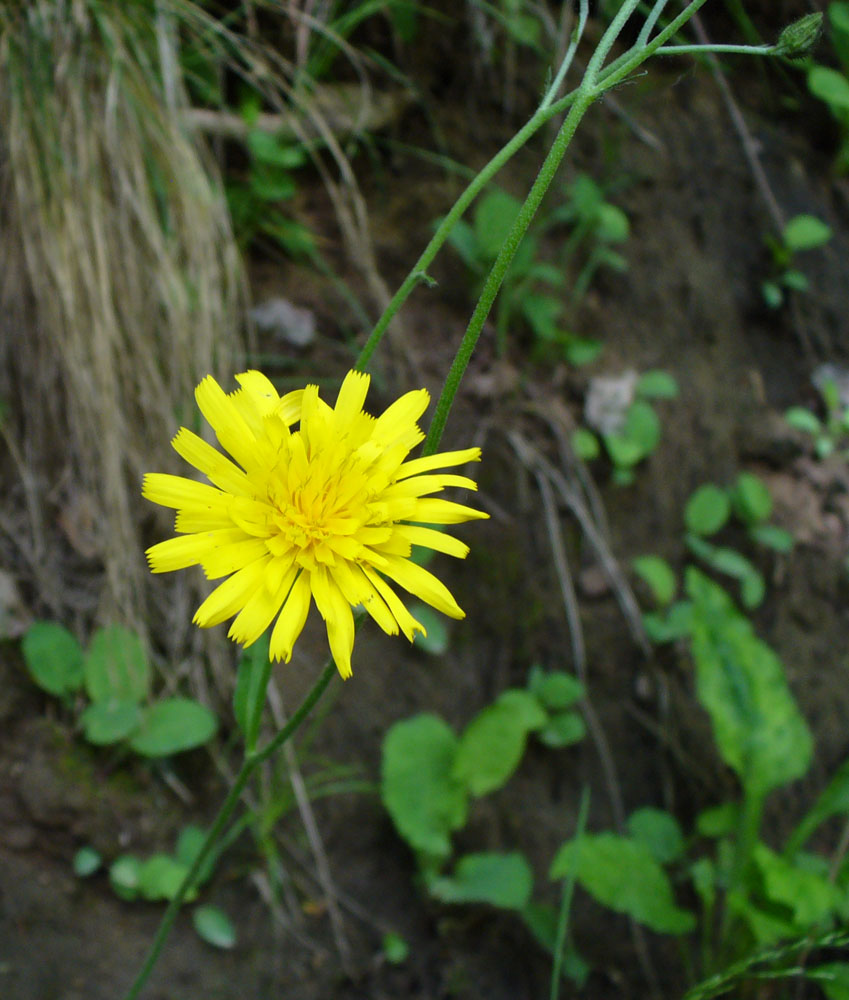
[
  {"x1": 578, "y1": 564, "x2": 610, "y2": 598},
  {"x1": 250, "y1": 298, "x2": 316, "y2": 348},
  {"x1": 584, "y1": 371, "x2": 638, "y2": 436}
]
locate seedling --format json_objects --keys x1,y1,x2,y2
[
  {"x1": 786, "y1": 374, "x2": 849, "y2": 458},
  {"x1": 573, "y1": 370, "x2": 678, "y2": 485},
  {"x1": 21, "y1": 622, "x2": 217, "y2": 758},
  {"x1": 762, "y1": 214, "x2": 832, "y2": 309}
]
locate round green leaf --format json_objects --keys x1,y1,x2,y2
[
  {"x1": 381, "y1": 714, "x2": 467, "y2": 860},
  {"x1": 84, "y1": 625, "x2": 150, "y2": 704},
  {"x1": 785, "y1": 406, "x2": 822, "y2": 435},
  {"x1": 685, "y1": 484, "x2": 730, "y2": 536},
  {"x1": 411, "y1": 604, "x2": 450, "y2": 656},
  {"x1": 193, "y1": 904, "x2": 236, "y2": 949},
  {"x1": 749, "y1": 523, "x2": 794, "y2": 553},
  {"x1": 595, "y1": 203, "x2": 629, "y2": 243},
  {"x1": 632, "y1": 555, "x2": 677, "y2": 606},
  {"x1": 532, "y1": 671, "x2": 584, "y2": 711},
  {"x1": 109, "y1": 854, "x2": 142, "y2": 901},
  {"x1": 73, "y1": 846, "x2": 102, "y2": 877},
  {"x1": 731, "y1": 472, "x2": 773, "y2": 525},
  {"x1": 627, "y1": 808, "x2": 685, "y2": 864},
  {"x1": 571, "y1": 427, "x2": 600, "y2": 461},
  {"x1": 550, "y1": 833, "x2": 695, "y2": 934},
  {"x1": 537, "y1": 711, "x2": 586, "y2": 748},
  {"x1": 138, "y1": 854, "x2": 192, "y2": 901},
  {"x1": 635, "y1": 370, "x2": 679, "y2": 399},
  {"x1": 809, "y1": 66, "x2": 849, "y2": 111},
  {"x1": 21, "y1": 622, "x2": 85, "y2": 697},
  {"x1": 474, "y1": 189, "x2": 521, "y2": 260},
  {"x1": 429, "y1": 851, "x2": 534, "y2": 910},
  {"x1": 782, "y1": 213, "x2": 833, "y2": 251},
  {"x1": 382, "y1": 931, "x2": 410, "y2": 965},
  {"x1": 454, "y1": 693, "x2": 546, "y2": 797},
  {"x1": 80, "y1": 699, "x2": 142, "y2": 745},
  {"x1": 128, "y1": 698, "x2": 217, "y2": 758}
]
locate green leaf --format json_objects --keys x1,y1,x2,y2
[
  {"x1": 84, "y1": 625, "x2": 150, "y2": 704},
  {"x1": 246, "y1": 130, "x2": 306, "y2": 168},
  {"x1": 522, "y1": 295, "x2": 562, "y2": 340},
  {"x1": 809, "y1": 66, "x2": 849, "y2": 111},
  {"x1": 453, "y1": 691, "x2": 546, "y2": 796},
  {"x1": 176, "y1": 825, "x2": 216, "y2": 887},
  {"x1": 753, "y1": 842, "x2": 840, "y2": 928},
  {"x1": 233, "y1": 632, "x2": 270, "y2": 748},
  {"x1": 381, "y1": 714, "x2": 467, "y2": 859},
  {"x1": 537, "y1": 711, "x2": 586, "y2": 748},
  {"x1": 571, "y1": 427, "x2": 600, "y2": 461},
  {"x1": 787, "y1": 757, "x2": 849, "y2": 855},
  {"x1": 635, "y1": 370, "x2": 679, "y2": 400},
  {"x1": 250, "y1": 170, "x2": 296, "y2": 202},
  {"x1": 695, "y1": 801, "x2": 739, "y2": 838},
  {"x1": 529, "y1": 671, "x2": 584, "y2": 711},
  {"x1": 782, "y1": 212, "x2": 833, "y2": 251},
  {"x1": 686, "y1": 536, "x2": 766, "y2": 608},
  {"x1": 632, "y1": 555, "x2": 677, "y2": 606},
  {"x1": 642, "y1": 601, "x2": 693, "y2": 644},
  {"x1": 687, "y1": 568, "x2": 813, "y2": 797},
  {"x1": 749, "y1": 523, "x2": 794, "y2": 553},
  {"x1": 79, "y1": 699, "x2": 142, "y2": 745},
  {"x1": 785, "y1": 406, "x2": 822, "y2": 435},
  {"x1": 627, "y1": 808, "x2": 685, "y2": 864},
  {"x1": 595, "y1": 202, "x2": 629, "y2": 243},
  {"x1": 685, "y1": 484, "x2": 730, "y2": 536},
  {"x1": 761, "y1": 281, "x2": 783, "y2": 309},
  {"x1": 781, "y1": 268, "x2": 809, "y2": 292},
  {"x1": 382, "y1": 931, "x2": 410, "y2": 965},
  {"x1": 73, "y1": 846, "x2": 102, "y2": 877},
  {"x1": 731, "y1": 472, "x2": 773, "y2": 525},
  {"x1": 474, "y1": 189, "x2": 521, "y2": 260},
  {"x1": 21, "y1": 622, "x2": 85, "y2": 697},
  {"x1": 138, "y1": 854, "x2": 193, "y2": 902},
  {"x1": 411, "y1": 604, "x2": 450, "y2": 655},
  {"x1": 809, "y1": 962, "x2": 849, "y2": 1000},
  {"x1": 623, "y1": 400, "x2": 662, "y2": 454},
  {"x1": 444, "y1": 218, "x2": 481, "y2": 270},
  {"x1": 550, "y1": 833, "x2": 695, "y2": 934},
  {"x1": 109, "y1": 854, "x2": 141, "y2": 901},
  {"x1": 562, "y1": 335, "x2": 603, "y2": 367},
  {"x1": 193, "y1": 905, "x2": 236, "y2": 949},
  {"x1": 128, "y1": 698, "x2": 217, "y2": 758},
  {"x1": 429, "y1": 852, "x2": 533, "y2": 910}
]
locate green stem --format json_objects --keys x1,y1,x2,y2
[
  {"x1": 122, "y1": 660, "x2": 336, "y2": 1000},
  {"x1": 656, "y1": 43, "x2": 775, "y2": 56},
  {"x1": 423, "y1": 88, "x2": 595, "y2": 454},
  {"x1": 719, "y1": 788, "x2": 765, "y2": 959}
]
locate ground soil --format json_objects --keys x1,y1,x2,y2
[{"x1": 3, "y1": 4, "x2": 849, "y2": 999}]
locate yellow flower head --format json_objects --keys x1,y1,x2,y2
[{"x1": 143, "y1": 370, "x2": 488, "y2": 678}]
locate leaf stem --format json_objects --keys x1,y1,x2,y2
[{"x1": 122, "y1": 659, "x2": 336, "y2": 1000}]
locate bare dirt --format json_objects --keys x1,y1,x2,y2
[{"x1": 3, "y1": 5, "x2": 849, "y2": 999}]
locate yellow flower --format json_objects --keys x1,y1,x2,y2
[{"x1": 143, "y1": 370, "x2": 488, "y2": 678}]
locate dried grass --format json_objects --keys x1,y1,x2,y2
[{"x1": 0, "y1": 0, "x2": 245, "y2": 668}]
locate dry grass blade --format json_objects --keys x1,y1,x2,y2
[{"x1": 0, "y1": 0, "x2": 244, "y2": 662}]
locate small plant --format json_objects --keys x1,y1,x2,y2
[
  {"x1": 73, "y1": 827, "x2": 236, "y2": 950},
  {"x1": 381, "y1": 665, "x2": 587, "y2": 980},
  {"x1": 21, "y1": 622, "x2": 217, "y2": 758},
  {"x1": 573, "y1": 369, "x2": 679, "y2": 485},
  {"x1": 807, "y1": 2, "x2": 849, "y2": 173},
  {"x1": 444, "y1": 174, "x2": 629, "y2": 360},
  {"x1": 226, "y1": 99, "x2": 316, "y2": 259},
  {"x1": 634, "y1": 470, "x2": 793, "y2": 642},
  {"x1": 761, "y1": 213, "x2": 832, "y2": 309},
  {"x1": 786, "y1": 373, "x2": 849, "y2": 458}
]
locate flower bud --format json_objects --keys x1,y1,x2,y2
[{"x1": 775, "y1": 13, "x2": 823, "y2": 60}]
